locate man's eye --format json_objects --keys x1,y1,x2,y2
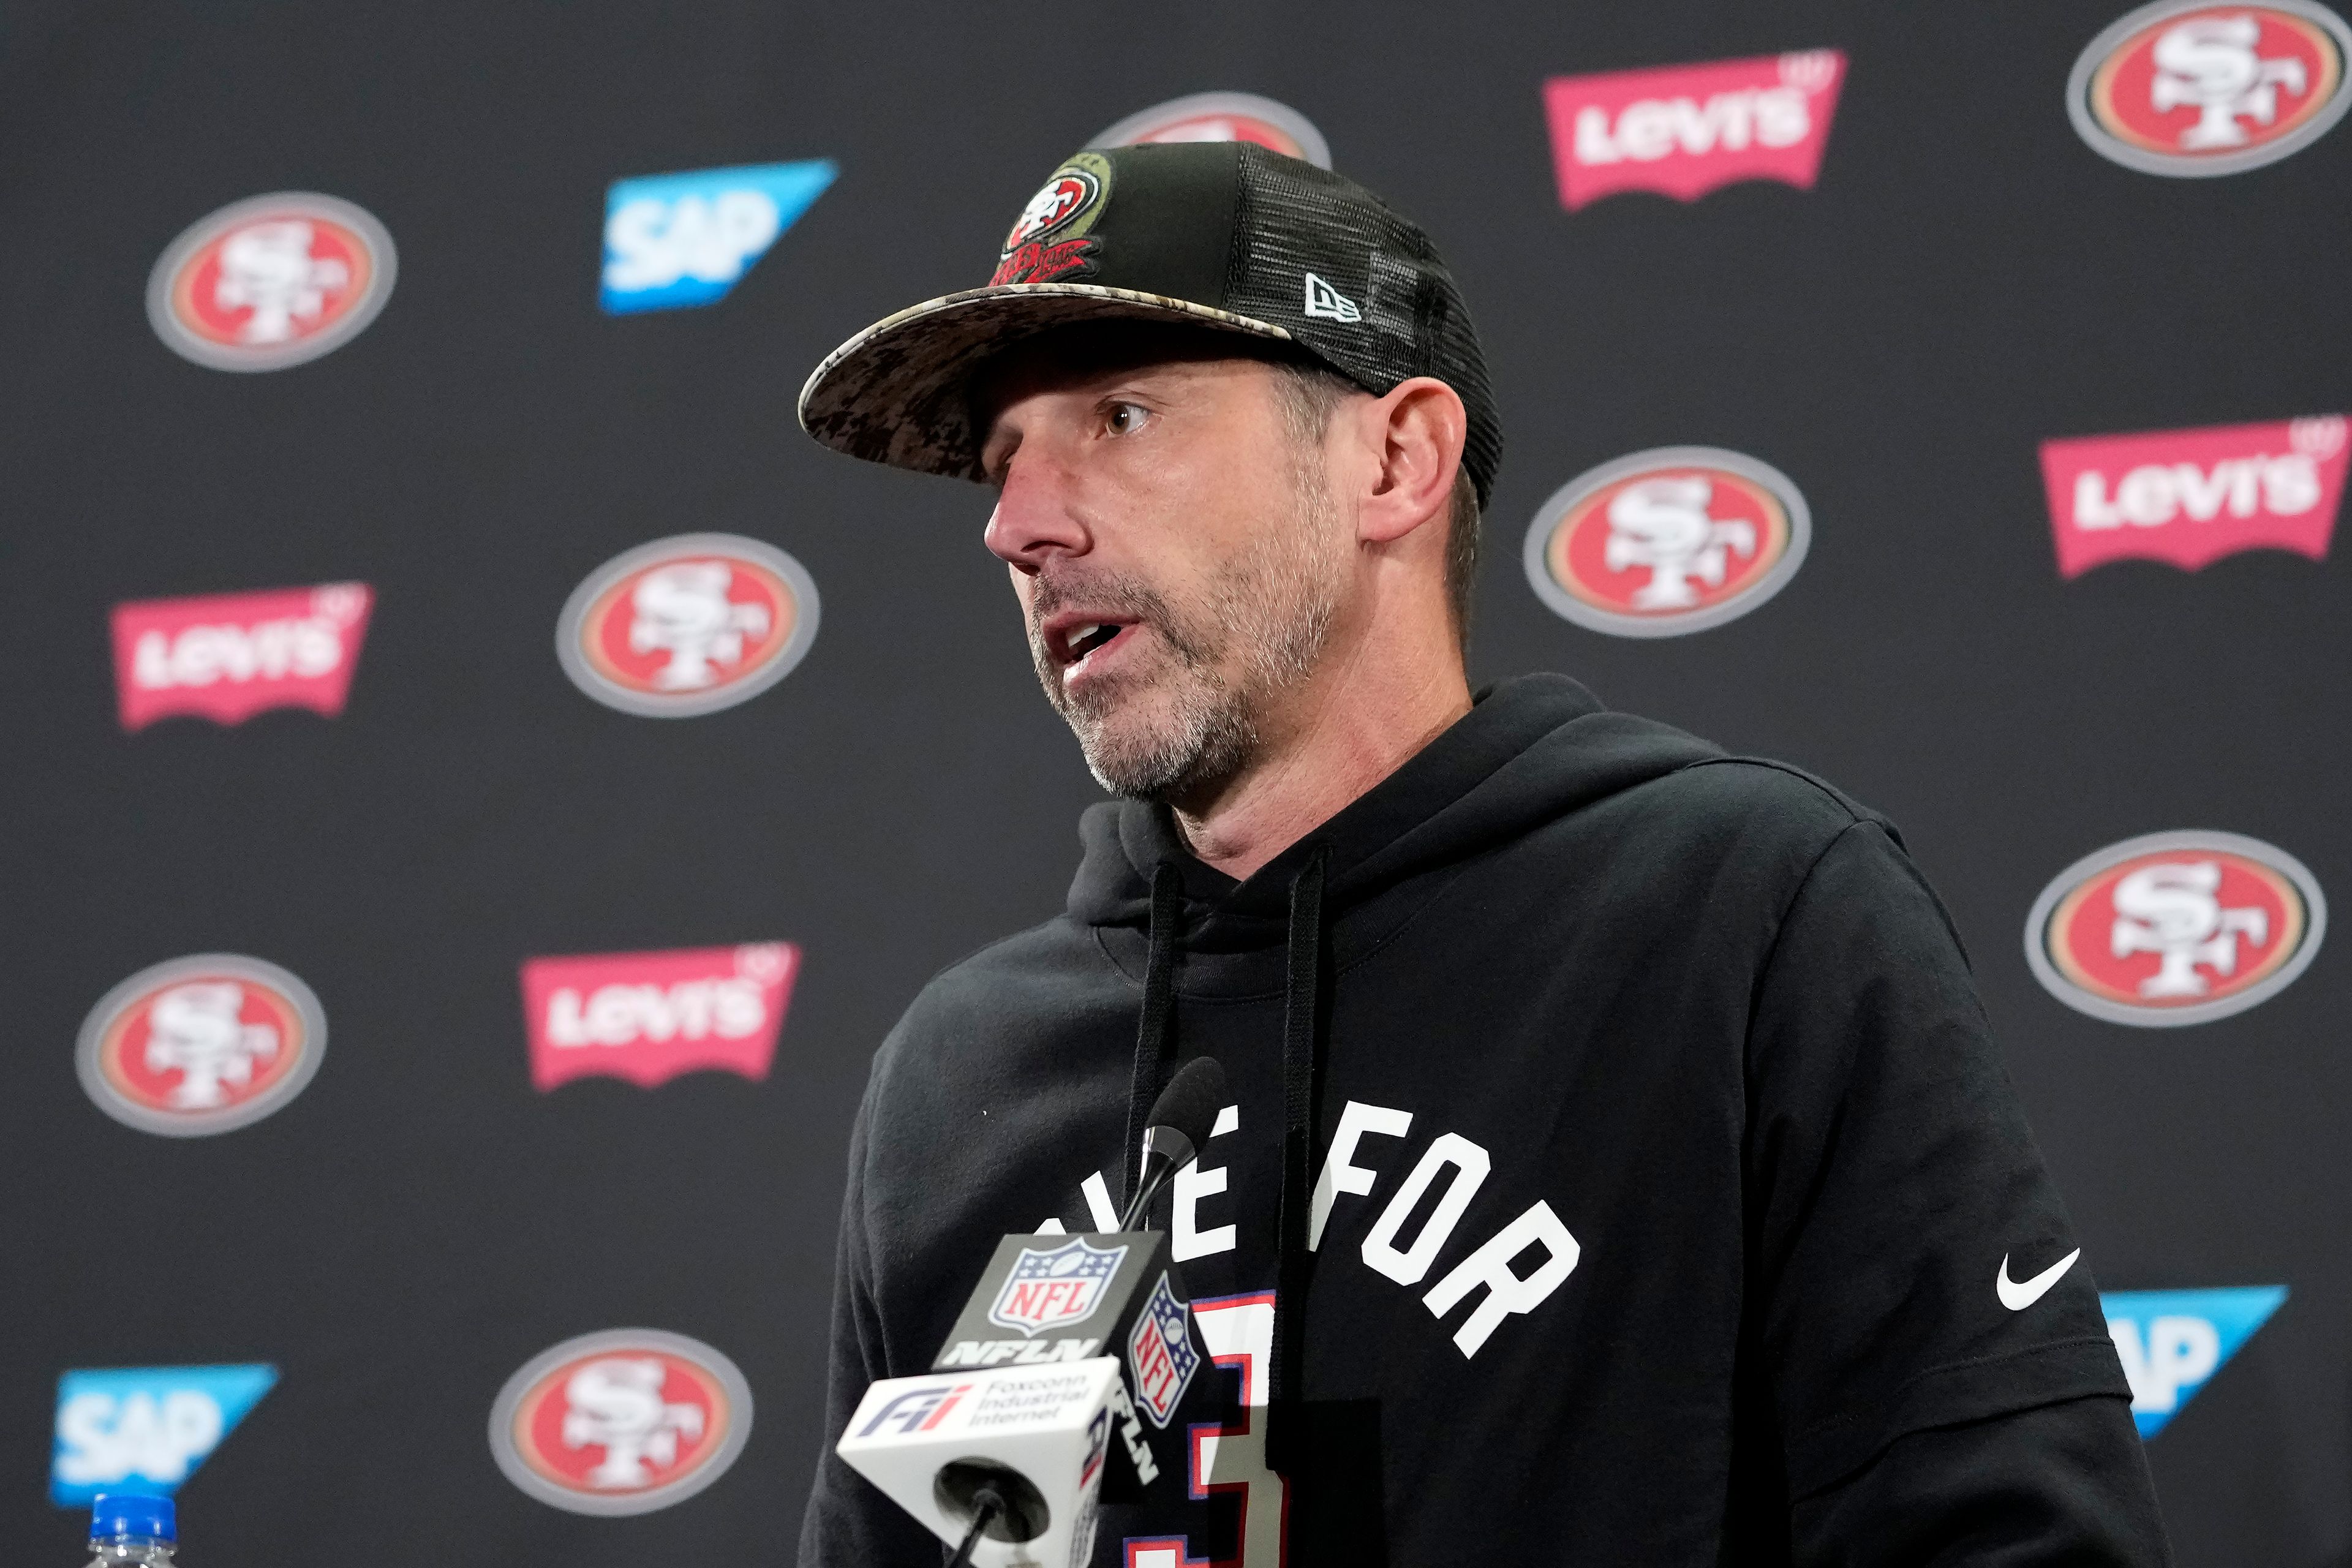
[{"x1": 1105, "y1": 402, "x2": 1150, "y2": 436}]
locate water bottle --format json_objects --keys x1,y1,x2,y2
[{"x1": 85, "y1": 1493, "x2": 177, "y2": 1566}]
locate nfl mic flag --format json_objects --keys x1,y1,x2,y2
[{"x1": 930, "y1": 1232, "x2": 1215, "y2": 1503}]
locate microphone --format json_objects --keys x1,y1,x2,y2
[
  {"x1": 835, "y1": 1058, "x2": 1227, "y2": 1562},
  {"x1": 1118, "y1": 1056, "x2": 1227, "y2": 1230}
]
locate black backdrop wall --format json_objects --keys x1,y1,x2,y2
[{"x1": 4, "y1": 1, "x2": 2348, "y2": 1563}]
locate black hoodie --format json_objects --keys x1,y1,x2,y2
[{"x1": 799, "y1": 675, "x2": 2169, "y2": 1566}]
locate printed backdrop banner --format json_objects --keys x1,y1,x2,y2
[{"x1": 1, "y1": 1, "x2": 2346, "y2": 1564}]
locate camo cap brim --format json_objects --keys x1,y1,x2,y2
[{"x1": 796, "y1": 284, "x2": 1289, "y2": 486}]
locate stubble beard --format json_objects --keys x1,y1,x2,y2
[{"x1": 1027, "y1": 466, "x2": 1346, "y2": 804}]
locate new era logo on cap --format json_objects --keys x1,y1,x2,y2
[{"x1": 1303, "y1": 272, "x2": 1360, "y2": 322}]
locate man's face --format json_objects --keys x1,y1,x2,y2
[{"x1": 976, "y1": 325, "x2": 1350, "y2": 804}]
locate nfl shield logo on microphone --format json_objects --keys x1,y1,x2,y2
[
  {"x1": 987, "y1": 1237, "x2": 1128, "y2": 1336},
  {"x1": 1124, "y1": 1272, "x2": 1201, "y2": 1428}
]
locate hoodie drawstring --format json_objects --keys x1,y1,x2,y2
[
  {"x1": 1119, "y1": 846, "x2": 1329, "y2": 1476},
  {"x1": 1267, "y1": 843, "x2": 1328, "y2": 1474},
  {"x1": 1121, "y1": 861, "x2": 1186, "y2": 1213}
]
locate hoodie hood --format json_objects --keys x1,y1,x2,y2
[{"x1": 1068, "y1": 673, "x2": 1724, "y2": 944}]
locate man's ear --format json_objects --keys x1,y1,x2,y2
[{"x1": 1352, "y1": 377, "x2": 1468, "y2": 546}]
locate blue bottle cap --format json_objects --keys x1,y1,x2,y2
[{"x1": 90, "y1": 1492, "x2": 176, "y2": 1544}]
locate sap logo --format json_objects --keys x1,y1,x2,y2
[
  {"x1": 52, "y1": 1365, "x2": 276, "y2": 1505},
  {"x1": 936, "y1": 1338, "x2": 1103, "y2": 1368},
  {"x1": 2104, "y1": 1287, "x2": 2286, "y2": 1436},
  {"x1": 601, "y1": 160, "x2": 837, "y2": 314}
]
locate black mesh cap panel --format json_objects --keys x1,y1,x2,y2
[{"x1": 1224, "y1": 146, "x2": 1503, "y2": 508}]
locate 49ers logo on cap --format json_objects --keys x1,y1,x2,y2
[
  {"x1": 2026, "y1": 832, "x2": 2327, "y2": 1026},
  {"x1": 77, "y1": 955, "x2": 326, "y2": 1136},
  {"x1": 1091, "y1": 91, "x2": 1333, "y2": 168},
  {"x1": 994, "y1": 153, "x2": 1114, "y2": 287},
  {"x1": 1522, "y1": 447, "x2": 1812, "y2": 636},
  {"x1": 2069, "y1": 0, "x2": 2352, "y2": 175},
  {"x1": 489, "y1": 1329, "x2": 753, "y2": 1516},
  {"x1": 146, "y1": 192, "x2": 396, "y2": 370},
  {"x1": 556, "y1": 533, "x2": 819, "y2": 717}
]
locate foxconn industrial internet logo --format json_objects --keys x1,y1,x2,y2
[
  {"x1": 77, "y1": 955, "x2": 327, "y2": 1136},
  {"x1": 556, "y1": 534, "x2": 820, "y2": 717},
  {"x1": 2039, "y1": 415, "x2": 2345, "y2": 578},
  {"x1": 146, "y1": 193, "x2": 396, "y2": 370},
  {"x1": 2026, "y1": 832, "x2": 2326, "y2": 1026},
  {"x1": 1091, "y1": 92, "x2": 1332, "y2": 168},
  {"x1": 1523, "y1": 447, "x2": 1811, "y2": 636},
  {"x1": 489, "y1": 1330, "x2": 753, "y2": 1515},
  {"x1": 1544, "y1": 50, "x2": 1847, "y2": 209},
  {"x1": 519, "y1": 943, "x2": 799, "y2": 1091},
  {"x1": 2070, "y1": 1, "x2": 2351, "y2": 175},
  {"x1": 111, "y1": 582, "x2": 373, "y2": 731}
]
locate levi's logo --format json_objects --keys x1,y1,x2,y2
[
  {"x1": 2038, "y1": 415, "x2": 2346, "y2": 577},
  {"x1": 1544, "y1": 50, "x2": 1847, "y2": 209},
  {"x1": 519, "y1": 943, "x2": 799, "y2": 1090},
  {"x1": 111, "y1": 583, "x2": 372, "y2": 731}
]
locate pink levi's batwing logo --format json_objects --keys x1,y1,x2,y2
[
  {"x1": 1544, "y1": 50, "x2": 1847, "y2": 209},
  {"x1": 2038, "y1": 415, "x2": 2346, "y2": 577},
  {"x1": 111, "y1": 583, "x2": 372, "y2": 731},
  {"x1": 519, "y1": 943, "x2": 799, "y2": 1090}
]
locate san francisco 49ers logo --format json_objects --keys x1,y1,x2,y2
[
  {"x1": 2026, "y1": 832, "x2": 2327, "y2": 1026},
  {"x1": 146, "y1": 193, "x2": 396, "y2": 371},
  {"x1": 2068, "y1": 0, "x2": 2352, "y2": 175},
  {"x1": 1522, "y1": 447, "x2": 1811, "y2": 637},
  {"x1": 77, "y1": 955, "x2": 326, "y2": 1136},
  {"x1": 1090, "y1": 91, "x2": 1333, "y2": 168},
  {"x1": 488, "y1": 1329, "x2": 753, "y2": 1516},
  {"x1": 994, "y1": 153, "x2": 1115, "y2": 287},
  {"x1": 556, "y1": 533, "x2": 820, "y2": 717}
]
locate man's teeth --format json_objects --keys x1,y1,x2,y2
[{"x1": 1070, "y1": 624, "x2": 1118, "y2": 658}]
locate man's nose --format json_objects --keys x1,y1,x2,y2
[{"x1": 983, "y1": 445, "x2": 1091, "y2": 570}]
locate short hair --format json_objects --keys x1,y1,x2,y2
[{"x1": 1269, "y1": 359, "x2": 1480, "y2": 657}]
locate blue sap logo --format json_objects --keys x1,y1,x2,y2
[
  {"x1": 52, "y1": 1365, "x2": 277, "y2": 1505},
  {"x1": 601, "y1": 160, "x2": 837, "y2": 314},
  {"x1": 2102, "y1": 1287, "x2": 2286, "y2": 1437}
]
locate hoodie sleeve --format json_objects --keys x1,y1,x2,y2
[
  {"x1": 796, "y1": 1083, "x2": 951, "y2": 1568},
  {"x1": 1743, "y1": 818, "x2": 2167, "y2": 1561}
]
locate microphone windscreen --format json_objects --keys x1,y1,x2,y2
[{"x1": 1147, "y1": 1057, "x2": 1227, "y2": 1155}]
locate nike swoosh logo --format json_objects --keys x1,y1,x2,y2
[{"x1": 1997, "y1": 1248, "x2": 2082, "y2": 1311}]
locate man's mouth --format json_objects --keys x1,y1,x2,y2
[{"x1": 1042, "y1": 611, "x2": 1142, "y2": 681}]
